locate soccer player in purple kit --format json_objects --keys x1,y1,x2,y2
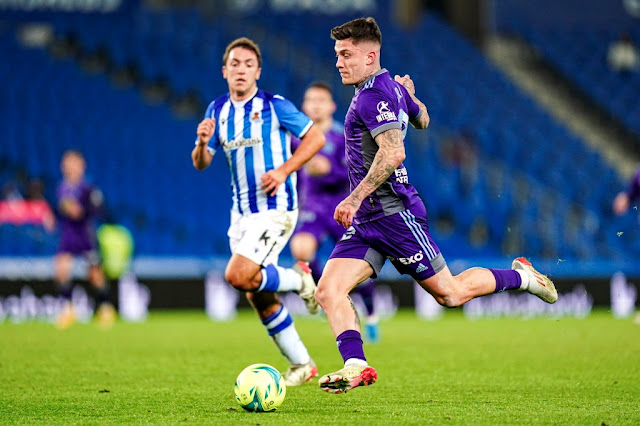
[
  {"x1": 315, "y1": 17, "x2": 558, "y2": 393},
  {"x1": 290, "y1": 81, "x2": 380, "y2": 342},
  {"x1": 613, "y1": 167, "x2": 640, "y2": 216},
  {"x1": 54, "y1": 150, "x2": 115, "y2": 329}
]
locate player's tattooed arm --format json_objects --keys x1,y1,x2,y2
[
  {"x1": 394, "y1": 74, "x2": 430, "y2": 129},
  {"x1": 334, "y1": 128, "x2": 406, "y2": 228}
]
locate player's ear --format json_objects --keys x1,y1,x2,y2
[
  {"x1": 256, "y1": 67, "x2": 262, "y2": 81},
  {"x1": 330, "y1": 100, "x2": 337, "y2": 114},
  {"x1": 222, "y1": 66, "x2": 228, "y2": 79},
  {"x1": 366, "y1": 50, "x2": 376, "y2": 66}
]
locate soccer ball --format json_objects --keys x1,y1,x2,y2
[{"x1": 233, "y1": 363, "x2": 286, "y2": 412}]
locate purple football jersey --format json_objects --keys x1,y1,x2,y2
[
  {"x1": 344, "y1": 69, "x2": 423, "y2": 224},
  {"x1": 297, "y1": 121, "x2": 350, "y2": 211},
  {"x1": 628, "y1": 167, "x2": 640, "y2": 203},
  {"x1": 56, "y1": 180, "x2": 102, "y2": 254}
]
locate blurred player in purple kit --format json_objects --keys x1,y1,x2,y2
[
  {"x1": 290, "y1": 81, "x2": 379, "y2": 342},
  {"x1": 315, "y1": 17, "x2": 558, "y2": 393},
  {"x1": 55, "y1": 150, "x2": 115, "y2": 329},
  {"x1": 613, "y1": 167, "x2": 640, "y2": 216}
]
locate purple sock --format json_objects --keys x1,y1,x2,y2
[
  {"x1": 489, "y1": 268, "x2": 522, "y2": 293},
  {"x1": 309, "y1": 258, "x2": 322, "y2": 284},
  {"x1": 336, "y1": 330, "x2": 366, "y2": 363}
]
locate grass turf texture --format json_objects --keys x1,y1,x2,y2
[{"x1": 0, "y1": 309, "x2": 638, "y2": 425}]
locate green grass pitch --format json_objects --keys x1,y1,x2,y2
[{"x1": 0, "y1": 309, "x2": 638, "y2": 424}]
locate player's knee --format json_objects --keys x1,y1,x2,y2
[
  {"x1": 432, "y1": 289, "x2": 463, "y2": 308},
  {"x1": 315, "y1": 279, "x2": 346, "y2": 309},
  {"x1": 314, "y1": 281, "x2": 332, "y2": 309}
]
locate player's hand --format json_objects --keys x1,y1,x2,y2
[
  {"x1": 613, "y1": 192, "x2": 630, "y2": 215},
  {"x1": 261, "y1": 168, "x2": 287, "y2": 197},
  {"x1": 61, "y1": 198, "x2": 83, "y2": 220},
  {"x1": 394, "y1": 74, "x2": 416, "y2": 96},
  {"x1": 306, "y1": 155, "x2": 331, "y2": 176},
  {"x1": 197, "y1": 118, "x2": 216, "y2": 145},
  {"x1": 334, "y1": 196, "x2": 362, "y2": 228}
]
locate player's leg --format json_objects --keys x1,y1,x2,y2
[
  {"x1": 315, "y1": 257, "x2": 378, "y2": 393},
  {"x1": 289, "y1": 231, "x2": 322, "y2": 283},
  {"x1": 391, "y1": 206, "x2": 557, "y2": 306},
  {"x1": 353, "y1": 279, "x2": 379, "y2": 343},
  {"x1": 87, "y1": 252, "x2": 116, "y2": 328},
  {"x1": 246, "y1": 291, "x2": 317, "y2": 386},
  {"x1": 54, "y1": 252, "x2": 75, "y2": 328},
  {"x1": 225, "y1": 210, "x2": 318, "y2": 314},
  {"x1": 418, "y1": 258, "x2": 557, "y2": 306},
  {"x1": 314, "y1": 224, "x2": 385, "y2": 394},
  {"x1": 291, "y1": 206, "x2": 328, "y2": 283}
]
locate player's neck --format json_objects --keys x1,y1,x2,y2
[
  {"x1": 316, "y1": 118, "x2": 333, "y2": 133},
  {"x1": 230, "y1": 86, "x2": 258, "y2": 103},
  {"x1": 357, "y1": 65, "x2": 382, "y2": 87}
]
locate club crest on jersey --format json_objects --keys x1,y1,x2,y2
[
  {"x1": 376, "y1": 101, "x2": 397, "y2": 122},
  {"x1": 251, "y1": 111, "x2": 262, "y2": 124}
]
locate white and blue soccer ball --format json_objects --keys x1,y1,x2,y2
[{"x1": 233, "y1": 363, "x2": 286, "y2": 412}]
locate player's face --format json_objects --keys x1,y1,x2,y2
[
  {"x1": 302, "y1": 87, "x2": 336, "y2": 123},
  {"x1": 334, "y1": 39, "x2": 369, "y2": 85},
  {"x1": 61, "y1": 154, "x2": 85, "y2": 182},
  {"x1": 223, "y1": 47, "x2": 262, "y2": 100}
]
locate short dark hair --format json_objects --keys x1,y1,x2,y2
[
  {"x1": 222, "y1": 37, "x2": 262, "y2": 67},
  {"x1": 330, "y1": 17, "x2": 381, "y2": 45},
  {"x1": 306, "y1": 81, "x2": 333, "y2": 96}
]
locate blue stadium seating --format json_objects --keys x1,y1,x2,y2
[
  {"x1": 1, "y1": 3, "x2": 637, "y2": 263},
  {"x1": 514, "y1": 26, "x2": 640, "y2": 137}
]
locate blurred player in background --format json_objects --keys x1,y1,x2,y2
[
  {"x1": 315, "y1": 17, "x2": 558, "y2": 393},
  {"x1": 191, "y1": 37, "x2": 326, "y2": 386},
  {"x1": 290, "y1": 81, "x2": 379, "y2": 342},
  {"x1": 613, "y1": 167, "x2": 640, "y2": 215},
  {"x1": 55, "y1": 150, "x2": 115, "y2": 329}
]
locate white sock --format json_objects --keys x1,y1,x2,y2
[
  {"x1": 344, "y1": 358, "x2": 368, "y2": 368},
  {"x1": 273, "y1": 326, "x2": 311, "y2": 365},
  {"x1": 516, "y1": 270, "x2": 531, "y2": 290},
  {"x1": 263, "y1": 305, "x2": 310, "y2": 364}
]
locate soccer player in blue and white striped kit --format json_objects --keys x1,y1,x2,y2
[{"x1": 191, "y1": 37, "x2": 326, "y2": 386}]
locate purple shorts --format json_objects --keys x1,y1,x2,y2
[
  {"x1": 58, "y1": 236, "x2": 100, "y2": 265},
  {"x1": 296, "y1": 206, "x2": 345, "y2": 244},
  {"x1": 329, "y1": 203, "x2": 446, "y2": 280}
]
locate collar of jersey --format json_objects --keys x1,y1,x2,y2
[
  {"x1": 356, "y1": 68, "x2": 388, "y2": 91},
  {"x1": 230, "y1": 87, "x2": 259, "y2": 108}
]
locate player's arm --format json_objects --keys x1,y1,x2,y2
[
  {"x1": 261, "y1": 124, "x2": 326, "y2": 196},
  {"x1": 334, "y1": 128, "x2": 405, "y2": 228},
  {"x1": 394, "y1": 74, "x2": 430, "y2": 129},
  {"x1": 192, "y1": 118, "x2": 215, "y2": 171}
]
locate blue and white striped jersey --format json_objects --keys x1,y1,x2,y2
[{"x1": 201, "y1": 89, "x2": 313, "y2": 214}]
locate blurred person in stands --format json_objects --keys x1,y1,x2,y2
[
  {"x1": 25, "y1": 178, "x2": 55, "y2": 231},
  {"x1": 191, "y1": 37, "x2": 326, "y2": 386},
  {"x1": 290, "y1": 81, "x2": 380, "y2": 343},
  {"x1": 315, "y1": 17, "x2": 558, "y2": 394},
  {"x1": 607, "y1": 31, "x2": 639, "y2": 73},
  {"x1": 55, "y1": 150, "x2": 115, "y2": 329},
  {"x1": 613, "y1": 167, "x2": 640, "y2": 215}
]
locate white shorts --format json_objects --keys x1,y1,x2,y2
[{"x1": 228, "y1": 209, "x2": 298, "y2": 267}]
